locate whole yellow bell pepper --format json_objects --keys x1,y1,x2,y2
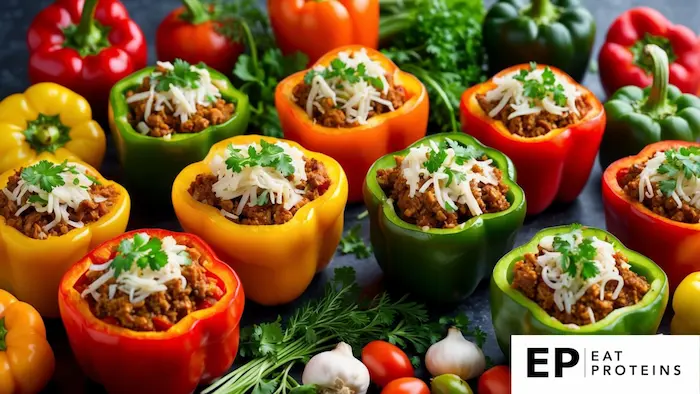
[
  {"x1": 671, "y1": 272, "x2": 700, "y2": 334},
  {"x1": 0, "y1": 83, "x2": 106, "y2": 174},
  {"x1": 172, "y1": 135, "x2": 348, "y2": 305},
  {"x1": 0, "y1": 152, "x2": 130, "y2": 317}
]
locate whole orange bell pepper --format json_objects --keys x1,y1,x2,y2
[
  {"x1": 0, "y1": 289, "x2": 55, "y2": 394},
  {"x1": 172, "y1": 135, "x2": 348, "y2": 305},
  {"x1": 276, "y1": 45, "x2": 429, "y2": 202},
  {"x1": 268, "y1": 0, "x2": 379, "y2": 64},
  {"x1": 0, "y1": 152, "x2": 130, "y2": 317},
  {"x1": 0, "y1": 83, "x2": 106, "y2": 175}
]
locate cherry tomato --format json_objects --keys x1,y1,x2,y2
[
  {"x1": 431, "y1": 374, "x2": 473, "y2": 394},
  {"x1": 381, "y1": 377, "x2": 430, "y2": 394},
  {"x1": 478, "y1": 365, "x2": 512, "y2": 394},
  {"x1": 361, "y1": 340, "x2": 414, "y2": 387}
]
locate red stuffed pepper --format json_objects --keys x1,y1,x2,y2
[
  {"x1": 460, "y1": 63, "x2": 605, "y2": 215},
  {"x1": 599, "y1": 7, "x2": 700, "y2": 96},
  {"x1": 27, "y1": 0, "x2": 147, "y2": 113},
  {"x1": 603, "y1": 140, "x2": 700, "y2": 290},
  {"x1": 58, "y1": 229, "x2": 244, "y2": 394}
]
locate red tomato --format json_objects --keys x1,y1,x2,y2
[
  {"x1": 361, "y1": 340, "x2": 414, "y2": 387},
  {"x1": 478, "y1": 365, "x2": 512, "y2": 394},
  {"x1": 381, "y1": 377, "x2": 430, "y2": 394}
]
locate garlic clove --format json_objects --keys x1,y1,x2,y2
[{"x1": 425, "y1": 327, "x2": 486, "y2": 380}]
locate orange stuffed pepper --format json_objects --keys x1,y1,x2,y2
[
  {"x1": 276, "y1": 45, "x2": 429, "y2": 202},
  {"x1": 0, "y1": 152, "x2": 130, "y2": 317},
  {"x1": 172, "y1": 135, "x2": 348, "y2": 305}
]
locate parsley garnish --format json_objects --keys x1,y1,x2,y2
[
  {"x1": 224, "y1": 140, "x2": 295, "y2": 177},
  {"x1": 424, "y1": 147, "x2": 448, "y2": 173},
  {"x1": 303, "y1": 58, "x2": 384, "y2": 90},
  {"x1": 110, "y1": 233, "x2": 169, "y2": 278},
  {"x1": 512, "y1": 62, "x2": 568, "y2": 107},
  {"x1": 27, "y1": 195, "x2": 48, "y2": 205},
  {"x1": 256, "y1": 190, "x2": 269, "y2": 206},
  {"x1": 552, "y1": 229, "x2": 600, "y2": 280},
  {"x1": 154, "y1": 59, "x2": 202, "y2": 91},
  {"x1": 21, "y1": 160, "x2": 72, "y2": 192},
  {"x1": 424, "y1": 138, "x2": 484, "y2": 177},
  {"x1": 338, "y1": 224, "x2": 372, "y2": 259},
  {"x1": 656, "y1": 147, "x2": 700, "y2": 196}
]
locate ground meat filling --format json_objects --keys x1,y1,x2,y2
[
  {"x1": 511, "y1": 249, "x2": 650, "y2": 326},
  {"x1": 376, "y1": 156, "x2": 511, "y2": 229},
  {"x1": 188, "y1": 158, "x2": 331, "y2": 225},
  {"x1": 126, "y1": 67, "x2": 235, "y2": 137},
  {"x1": 476, "y1": 94, "x2": 592, "y2": 138},
  {"x1": 80, "y1": 245, "x2": 223, "y2": 332},
  {"x1": 0, "y1": 170, "x2": 119, "y2": 239},
  {"x1": 292, "y1": 74, "x2": 407, "y2": 128},
  {"x1": 618, "y1": 159, "x2": 700, "y2": 223}
]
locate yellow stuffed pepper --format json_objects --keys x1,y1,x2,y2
[
  {"x1": 0, "y1": 83, "x2": 106, "y2": 174},
  {"x1": 172, "y1": 135, "x2": 348, "y2": 305},
  {"x1": 0, "y1": 152, "x2": 130, "y2": 317}
]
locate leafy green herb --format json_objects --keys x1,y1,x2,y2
[
  {"x1": 154, "y1": 59, "x2": 202, "y2": 91},
  {"x1": 256, "y1": 190, "x2": 269, "y2": 206},
  {"x1": 442, "y1": 138, "x2": 483, "y2": 164},
  {"x1": 425, "y1": 147, "x2": 448, "y2": 173},
  {"x1": 303, "y1": 58, "x2": 385, "y2": 90},
  {"x1": 655, "y1": 147, "x2": 700, "y2": 196},
  {"x1": 513, "y1": 63, "x2": 567, "y2": 107},
  {"x1": 225, "y1": 140, "x2": 295, "y2": 176},
  {"x1": 27, "y1": 195, "x2": 48, "y2": 205},
  {"x1": 110, "y1": 233, "x2": 168, "y2": 278},
  {"x1": 552, "y1": 231, "x2": 600, "y2": 280},
  {"x1": 444, "y1": 168, "x2": 466, "y2": 187},
  {"x1": 21, "y1": 160, "x2": 74, "y2": 192},
  {"x1": 339, "y1": 224, "x2": 372, "y2": 259}
]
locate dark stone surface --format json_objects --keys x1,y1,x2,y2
[{"x1": 0, "y1": 0, "x2": 697, "y2": 393}]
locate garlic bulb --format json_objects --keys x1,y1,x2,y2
[
  {"x1": 425, "y1": 327, "x2": 486, "y2": 380},
  {"x1": 302, "y1": 342, "x2": 370, "y2": 394}
]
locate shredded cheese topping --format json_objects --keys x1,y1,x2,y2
[
  {"x1": 535, "y1": 230, "x2": 627, "y2": 323},
  {"x1": 81, "y1": 234, "x2": 192, "y2": 304},
  {"x1": 1, "y1": 162, "x2": 104, "y2": 238},
  {"x1": 484, "y1": 68, "x2": 581, "y2": 120},
  {"x1": 400, "y1": 139, "x2": 499, "y2": 216},
  {"x1": 638, "y1": 150, "x2": 700, "y2": 209},
  {"x1": 126, "y1": 61, "x2": 222, "y2": 135},
  {"x1": 208, "y1": 141, "x2": 307, "y2": 219},
  {"x1": 302, "y1": 49, "x2": 394, "y2": 125}
]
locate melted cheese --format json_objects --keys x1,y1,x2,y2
[
  {"x1": 638, "y1": 150, "x2": 700, "y2": 209},
  {"x1": 400, "y1": 139, "x2": 499, "y2": 216},
  {"x1": 1, "y1": 162, "x2": 103, "y2": 238},
  {"x1": 81, "y1": 234, "x2": 192, "y2": 304},
  {"x1": 125, "y1": 61, "x2": 222, "y2": 135},
  {"x1": 208, "y1": 141, "x2": 307, "y2": 217},
  {"x1": 484, "y1": 68, "x2": 581, "y2": 120},
  {"x1": 302, "y1": 48, "x2": 393, "y2": 126},
  {"x1": 535, "y1": 230, "x2": 626, "y2": 322}
]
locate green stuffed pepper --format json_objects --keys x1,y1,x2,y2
[
  {"x1": 599, "y1": 44, "x2": 700, "y2": 169},
  {"x1": 363, "y1": 133, "x2": 526, "y2": 303},
  {"x1": 483, "y1": 0, "x2": 595, "y2": 82},
  {"x1": 109, "y1": 59, "x2": 250, "y2": 206},
  {"x1": 491, "y1": 225, "x2": 669, "y2": 357}
]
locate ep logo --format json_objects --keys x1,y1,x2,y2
[{"x1": 527, "y1": 348, "x2": 580, "y2": 378}]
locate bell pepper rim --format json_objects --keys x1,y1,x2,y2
[
  {"x1": 364, "y1": 132, "x2": 526, "y2": 234},
  {"x1": 492, "y1": 225, "x2": 668, "y2": 332},
  {"x1": 603, "y1": 140, "x2": 700, "y2": 230},
  {"x1": 109, "y1": 65, "x2": 250, "y2": 143}
]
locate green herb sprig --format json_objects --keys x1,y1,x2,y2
[
  {"x1": 338, "y1": 224, "x2": 372, "y2": 259},
  {"x1": 304, "y1": 59, "x2": 385, "y2": 90},
  {"x1": 110, "y1": 233, "x2": 169, "y2": 278},
  {"x1": 154, "y1": 59, "x2": 203, "y2": 91},
  {"x1": 225, "y1": 139, "x2": 295, "y2": 176},
  {"x1": 513, "y1": 62, "x2": 568, "y2": 107},
  {"x1": 657, "y1": 147, "x2": 700, "y2": 196},
  {"x1": 552, "y1": 227, "x2": 600, "y2": 280},
  {"x1": 21, "y1": 160, "x2": 100, "y2": 194}
]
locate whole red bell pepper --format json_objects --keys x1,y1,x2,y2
[
  {"x1": 157, "y1": 0, "x2": 245, "y2": 75},
  {"x1": 602, "y1": 140, "x2": 700, "y2": 291},
  {"x1": 599, "y1": 7, "x2": 700, "y2": 96},
  {"x1": 58, "y1": 229, "x2": 245, "y2": 394},
  {"x1": 460, "y1": 64, "x2": 606, "y2": 215},
  {"x1": 27, "y1": 0, "x2": 147, "y2": 114}
]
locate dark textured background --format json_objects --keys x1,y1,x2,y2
[{"x1": 1, "y1": 0, "x2": 698, "y2": 393}]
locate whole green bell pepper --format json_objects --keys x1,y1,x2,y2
[
  {"x1": 108, "y1": 64, "x2": 250, "y2": 207},
  {"x1": 598, "y1": 44, "x2": 700, "y2": 169},
  {"x1": 483, "y1": 0, "x2": 595, "y2": 82},
  {"x1": 363, "y1": 132, "x2": 526, "y2": 303},
  {"x1": 491, "y1": 225, "x2": 669, "y2": 357}
]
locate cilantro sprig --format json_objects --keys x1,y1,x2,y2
[
  {"x1": 154, "y1": 59, "x2": 203, "y2": 92},
  {"x1": 21, "y1": 160, "x2": 99, "y2": 194},
  {"x1": 552, "y1": 228, "x2": 600, "y2": 280},
  {"x1": 424, "y1": 139, "x2": 484, "y2": 180},
  {"x1": 110, "y1": 233, "x2": 169, "y2": 278},
  {"x1": 656, "y1": 147, "x2": 700, "y2": 196},
  {"x1": 225, "y1": 140, "x2": 295, "y2": 177},
  {"x1": 338, "y1": 224, "x2": 372, "y2": 259},
  {"x1": 513, "y1": 62, "x2": 568, "y2": 107},
  {"x1": 304, "y1": 58, "x2": 385, "y2": 90}
]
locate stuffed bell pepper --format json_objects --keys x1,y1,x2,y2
[
  {"x1": 172, "y1": 135, "x2": 348, "y2": 305},
  {"x1": 599, "y1": 7, "x2": 700, "y2": 97},
  {"x1": 599, "y1": 44, "x2": 700, "y2": 169},
  {"x1": 0, "y1": 82, "x2": 106, "y2": 175},
  {"x1": 460, "y1": 62, "x2": 605, "y2": 215},
  {"x1": 58, "y1": 229, "x2": 244, "y2": 394},
  {"x1": 276, "y1": 45, "x2": 429, "y2": 202},
  {"x1": 491, "y1": 225, "x2": 668, "y2": 356},
  {"x1": 603, "y1": 140, "x2": 700, "y2": 290},
  {"x1": 0, "y1": 154, "x2": 130, "y2": 317},
  {"x1": 109, "y1": 59, "x2": 250, "y2": 205},
  {"x1": 363, "y1": 133, "x2": 526, "y2": 303}
]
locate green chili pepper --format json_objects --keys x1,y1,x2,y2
[
  {"x1": 490, "y1": 225, "x2": 669, "y2": 357},
  {"x1": 363, "y1": 133, "x2": 526, "y2": 303}
]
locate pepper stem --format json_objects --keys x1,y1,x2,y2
[
  {"x1": 36, "y1": 126, "x2": 60, "y2": 146},
  {"x1": 526, "y1": 0, "x2": 556, "y2": 22},
  {"x1": 0, "y1": 318, "x2": 7, "y2": 352},
  {"x1": 75, "y1": 0, "x2": 102, "y2": 49},
  {"x1": 641, "y1": 44, "x2": 670, "y2": 113},
  {"x1": 182, "y1": 0, "x2": 210, "y2": 24}
]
